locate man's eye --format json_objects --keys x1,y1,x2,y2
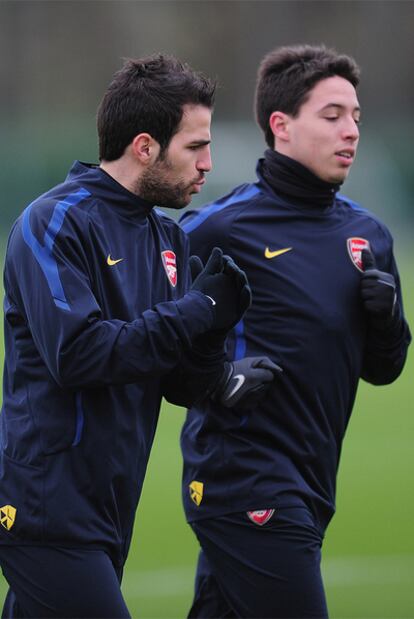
[{"x1": 325, "y1": 116, "x2": 338, "y2": 122}]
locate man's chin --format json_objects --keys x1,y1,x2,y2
[
  {"x1": 158, "y1": 196, "x2": 191, "y2": 210},
  {"x1": 334, "y1": 165, "x2": 353, "y2": 184},
  {"x1": 324, "y1": 170, "x2": 348, "y2": 184}
]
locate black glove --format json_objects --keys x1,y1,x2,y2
[
  {"x1": 361, "y1": 249, "x2": 397, "y2": 324},
  {"x1": 213, "y1": 356, "x2": 282, "y2": 410},
  {"x1": 190, "y1": 247, "x2": 252, "y2": 330},
  {"x1": 189, "y1": 254, "x2": 205, "y2": 282}
]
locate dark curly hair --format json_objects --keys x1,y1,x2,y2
[
  {"x1": 97, "y1": 54, "x2": 216, "y2": 161},
  {"x1": 255, "y1": 44, "x2": 360, "y2": 147}
]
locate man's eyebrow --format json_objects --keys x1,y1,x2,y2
[
  {"x1": 320, "y1": 103, "x2": 361, "y2": 113},
  {"x1": 188, "y1": 139, "x2": 211, "y2": 146}
]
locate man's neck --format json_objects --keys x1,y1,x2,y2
[
  {"x1": 260, "y1": 148, "x2": 340, "y2": 209},
  {"x1": 100, "y1": 158, "x2": 139, "y2": 195}
]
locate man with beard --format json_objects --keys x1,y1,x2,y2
[
  {"x1": 0, "y1": 55, "x2": 280, "y2": 618},
  {"x1": 179, "y1": 45, "x2": 411, "y2": 618}
]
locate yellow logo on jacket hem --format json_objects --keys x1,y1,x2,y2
[
  {"x1": 189, "y1": 481, "x2": 204, "y2": 506},
  {"x1": 0, "y1": 505, "x2": 16, "y2": 530}
]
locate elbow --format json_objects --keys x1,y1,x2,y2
[
  {"x1": 52, "y1": 349, "x2": 99, "y2": 389},
  {"x1": 51, "y1": 364, "x2": 84, "y2": 390},
  {"x1": 361, "y1": 356, "x2": 407, "y2": 386},
  {"x1": 362, "y1": 371, "x2": 401, "y2": 386}
]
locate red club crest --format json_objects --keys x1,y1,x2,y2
[
  {"x1": 246, "y1": 509, "x2": 275, "y2": 526},
  {"x1": 161, "y1": 250, "x2": 177, "y2": 287},
  {"x1": 347, "y1": 237, "x2": 370, "y2": 272}
]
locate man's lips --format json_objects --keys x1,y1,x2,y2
[
  {"x1": 192, "y1": 178, "x2": 205, "y2": 191},
  {"x1": 335, "y1": 150, "x2": 355, "y2": 165}
]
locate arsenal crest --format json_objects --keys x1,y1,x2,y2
[
  {"x1": 161, "y1": 250, "x2": 177, "y2": 287},
  {"x1": 347, "y1": 237, "x2": 370, "y2": 272},
  {"x1": 246, "y1": 509, "x2": 275, "y2": 526}
]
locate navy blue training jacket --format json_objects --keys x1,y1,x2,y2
[
  {"x1": 179, "y1": 162, "x2": 411, "y2": 532},
  {"x1": 0, "y1": 161, "x2": 221, "y2": 566}
]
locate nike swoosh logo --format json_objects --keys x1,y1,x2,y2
[
  {"x1": 227, "y1": 374, "x2": 246, "y2": 399},
  {"x1": 107, "y1": 254, "x2": 124, "y2": 266},
  {"x1": 264, "y1": 247, "x2": 292, "y2": 259}
]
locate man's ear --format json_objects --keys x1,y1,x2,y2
[
  {"x1": 269, "y1": 111, "x2": 290, "y2": 144},
  {"x1": 131, "y1": 133, "x2": 161, "y2": 165}
]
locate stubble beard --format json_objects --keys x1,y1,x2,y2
[{"x1": 136, "y1": 156, "x2": 192, "y2": 210}]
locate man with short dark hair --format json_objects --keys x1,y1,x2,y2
[
  {"x1": 0, "y1": 54, "x2": 279, "y2": 618},
  {"x1": 180, "y1": 45, "x2": 411, "y2": 618}
]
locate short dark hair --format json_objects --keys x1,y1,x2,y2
[
  {"x1": 97, "y1": 54, "x2": 216, "y2": 161},
  {"x1": 255, "y1": 44, "x2": 361, "y2": 147}
]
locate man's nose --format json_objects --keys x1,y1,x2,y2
[
  {"x1": 197, "y1": 147, "x2": 212, "y2": 173},
  {"x1": 343, "y1": 117, "x2": 359, "y2": 141}
]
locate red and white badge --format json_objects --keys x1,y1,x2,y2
[
  {"x1": 347, "y1": 237, "x2": 370, "y2": 272},
  {"x1": 246, "y1": 509, "x2": 275, "y2": 526},
  {"x1": 161, "y1": 250, "x2": 177, "y2": 287}
]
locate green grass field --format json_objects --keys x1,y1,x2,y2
[{"x1": 0, "y1": 254, "x2": 413, "y2": 618}]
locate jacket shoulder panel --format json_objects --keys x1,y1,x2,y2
[
  {"x1": 180, "y1": 183, "x2": 262, "y2": 235},
  {"x1": 11, "y1": 185, "x2": 93, "y2": 312},
  {"x1": 336, "y1": 193, "x2": 393, "y2": 244}
]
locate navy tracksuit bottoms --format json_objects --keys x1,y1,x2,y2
[
  {"x1": 188, "y1": 506, "x2": 329, "y2": 619},
  {"x1": 0, "y1": 545, "x2": 130, "y2": 618}
]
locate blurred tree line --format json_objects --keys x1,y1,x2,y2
[{"x1": 0, "y1": 0, "x2": 413, "y2": 239}]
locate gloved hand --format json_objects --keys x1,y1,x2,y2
[
  {"x1": 361, "y1": 249, "x2": 397, "y2": 322},
  {"x1": 213, "y1": 356, "x2": 282, "y2": 410},
  {"x1": 190, "y1": 247, "x2": 252, "y2": 330}
]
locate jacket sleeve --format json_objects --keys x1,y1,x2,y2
[
  {"x1": 5, "y1": 206, "x2": 216, "y2": 389},
  {"x1": 161, "y1": 207, "x2": 238, "y2": 406},
  {"x1": 160, "y1": 249, "x2": 227, "y2": 407},
  {"x1": 361, "y1": 253, "x2": 411, "y2": 385},
  {"x1": 161, "y1": 341, "x2": 226, "y2": 407}
]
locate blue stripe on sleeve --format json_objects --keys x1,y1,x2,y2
[
  {"x1": 22, "y1": 187, "x2": 91, "y2": 312},
  {"x1": 72, "y1": 392, "x2": 85, "y2": 446},
  {"x1": 233, "y1": 319, "x2": 246, "y2": 360},
  {"x1": 182, "y1": 185, "x2": 260, "y2": 234}
]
